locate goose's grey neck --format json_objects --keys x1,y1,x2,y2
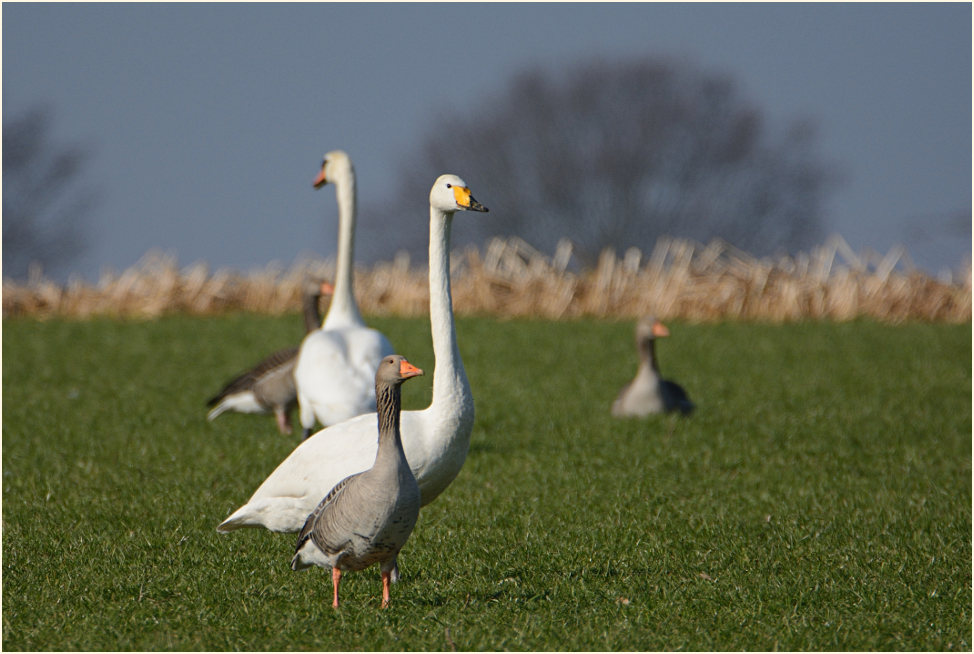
[
  {"x1": 302, "y1": 291, "x2": 322, "y2": 332},
  {"x1": 639, "y1": 336, "x2": 660, "y2": 373},
  {"x1": 375, "y1": 381, "x2": 403, "y2": 445}
]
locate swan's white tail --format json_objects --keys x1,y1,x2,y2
[{"x1": 217, "y1": 497, "x2": 310, "y2": 534}]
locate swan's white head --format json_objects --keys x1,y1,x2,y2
[
  {"x1": 313, "y1": 150, "x2": 353, "y2": 189},
  {"x1": 429, "y1": 174, "x2": 489, "y2": 214}
]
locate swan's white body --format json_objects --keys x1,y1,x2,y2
[
  {"x1": 294, "y1": 151, "x2": 394, "y2": 431},
  {"x1": 218, "y1": 174, "x2": 487, "y2": 534}
]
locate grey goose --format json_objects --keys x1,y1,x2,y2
[
  {"x1": 612, "y1": 316, "x2": 695, "y2": 417},
  {"x1": 291, "y1": 354, "x2": 424, "y2": 608},
  {"x1": 206, "y1": 280, "x2": 333, "y2": 434}
]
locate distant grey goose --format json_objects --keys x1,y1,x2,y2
[
  {"x1": 205, "y1": 280, "x2": 333, "y2": 434},
  {"x1": 612, "y1": 316, "x2": 695, "y2": 417},
  {"x1": 291, "y1": 354, "x2": 424, "y2": 608}
]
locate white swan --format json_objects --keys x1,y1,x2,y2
[
  {"x1": 294, "y1": 150, "x2": 395, "y2": 437},
  {"x1": 218, "y1": 174, "x2": 488, "y2": 534}
]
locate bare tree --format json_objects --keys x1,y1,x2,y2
[
  {"x1": 3, "y1": 106, "x2": 98, "y2": 279},
  {"x1": 376, "y1": 57, "x2": 836, "y2": 265}
]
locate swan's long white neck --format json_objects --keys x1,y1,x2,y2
[
  {"x1": 428, "y1": 207, "x2": 472, "y2": 414},
  {"x1": 323, "y1": 165, "x2": 364, "y2": 329}
]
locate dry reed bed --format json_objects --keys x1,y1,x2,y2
[{"x1": 3, "y1": 236, "x2": 970, "y2": 322}]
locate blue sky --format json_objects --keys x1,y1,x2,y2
[{"x1": 3, "y1": 2, "x2": 971, "y2": 281}]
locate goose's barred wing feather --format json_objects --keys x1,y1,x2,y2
[{"x1": 207, "y1": 347, "x2": 300, "y2": 405}]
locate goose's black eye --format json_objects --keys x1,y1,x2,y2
[{"x1": 445, "y1": 183, "x2": 452, "y2": 188}]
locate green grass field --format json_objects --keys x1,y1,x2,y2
[{"x1": 3, "y1": 314, "x2": 971, "y2": 650}]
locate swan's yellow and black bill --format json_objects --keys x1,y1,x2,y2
[
  {"x1": 452, "y1": 186, "x2": 489, "y2": 213},
  {"x1": 399, "y1": 359, "x2": 424, "y2": 378}
]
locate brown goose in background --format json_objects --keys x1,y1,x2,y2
[
  {"x1": 206, "y1": 280, "x2": 334, "y2": 434},
  {"x1": 298, "y1": 279, "x2": 335, "y2": 333},
  {"x1": 612, "y1": 316, "x2": 695, "y2": 417},
  {"x1": 291, "y1": 354, "x2": 424, "y2": 609}
]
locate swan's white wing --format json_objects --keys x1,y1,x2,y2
[
  {"x1": 218, "y1": 412, "x2": 377, "y2": 532},
  {"x1": 217, "y1": 409, "x2": 435, "y2": 533}
]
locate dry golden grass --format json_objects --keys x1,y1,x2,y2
[{"x1": 3, "y1": 236, "x2": 970, "y2": 322}]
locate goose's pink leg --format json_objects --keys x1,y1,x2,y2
[
  {"x1": 332, "y1": 567, "x2": 342, "y2": 608},
  {"x1": 381, "y1": 570, "x2": 392, "y2": 608},
  {"x1": 275, "y1": 409, "x2": 292, "y2": 435}
]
